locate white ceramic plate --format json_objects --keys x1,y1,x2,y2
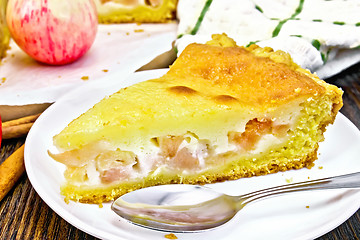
[{"x1": 25, "y1": 69, "x2": 360, "y2": 240}]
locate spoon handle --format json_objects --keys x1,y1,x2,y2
[{"x1": 239, "y1": 172, "x2": 360, "y2": 205}]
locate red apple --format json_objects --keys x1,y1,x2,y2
[{"x1": 6, "y1": 0, "x2": 98, "y2": 65}]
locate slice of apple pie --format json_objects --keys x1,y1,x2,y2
[{"x1": 49, "y1": 34, "x2": 343, "y2": 203}]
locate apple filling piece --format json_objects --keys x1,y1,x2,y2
[{"x1": 228, "y1": 118, "x2": 290, "y2": 151}]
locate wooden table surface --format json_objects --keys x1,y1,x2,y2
[{"x1": 1, "y1": 64, "x2": 360, "y2": 240}]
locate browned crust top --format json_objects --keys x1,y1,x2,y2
[{"x1": 166, "y1": 43, "x2": 326, "y2": 108}]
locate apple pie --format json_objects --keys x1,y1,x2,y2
[
  {"x1": 94, "y1": 0, "x2": 178, "y2": 23},
  {"x1": 49, "y1": 34, "x2": 343, "y2": 203}
]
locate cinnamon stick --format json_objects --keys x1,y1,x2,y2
[
  {"x1": 0, "y1": 144, "x2": 25, "y2": 201},
  {"x1": 2, "y1": 113, "x2": 41, "y2": 127},
  {"x1": 2, "y1": 113, "x2": 41, "y2": 139},
  {"x1": 2, "y1": 123, "x2": 34, "y2": 139}
]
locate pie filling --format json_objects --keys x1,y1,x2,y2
[
  {"x1": 49, "y1": 94, "x2": 335, "y2": 188},
  {"x1": 50, "y1": 116, "x2": 297, "y2": 186}
]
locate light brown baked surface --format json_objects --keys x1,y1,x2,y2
[{"x1": 167, "y1": 43, "x2": 326, "y2": 110}]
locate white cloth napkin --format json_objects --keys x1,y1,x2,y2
[
  {"x1": 176, "y1": 0, "x2": 360, "y2": 79},
  {"x1": 0, "y1": 23, "x2": 177, "y2": 106}
]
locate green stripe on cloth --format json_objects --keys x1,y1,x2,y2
[
  {"x1": 333, "y1": 21, "x2": 345, "y2": 25},
  {"x1": 255, "y1": 5, "x2": 263, "y2": 13},
  {"x1": 177, "y1": 0, "x2": 213, "y2": 39},
  {"x1": 246, "y1": 40, "x2": 260, "y2": 47},
  {"x1": 311, "y1": 39, "x2": 321, "y2": 50},
  {"x1": 321, "y1": 49, "x2": 331, "y2": 63},
  {"x1": 190, "y1": 0, "x2": 213, "y2": 35},
  {"x1": 311, "y1": 39, "x2": 331, "y2": 64},
  {"x1": 272, "y1": 0, "x2": 305, "y2": 37}
]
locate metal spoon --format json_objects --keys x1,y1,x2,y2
[{"x1": 111, "y1": 172, "x2": 360, "y2": 232}]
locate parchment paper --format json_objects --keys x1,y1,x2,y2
[{"x1": 0, "y1": 23, "x2": 177, "y2": 120}]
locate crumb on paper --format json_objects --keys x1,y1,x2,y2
[
  {"x1": 164, "y1": 233, "x2": 178, "y2": 239},
  {"x1": 107, "y1": 32, "x2": 111, "y2": 35},
  {"x1": 126, "y1": 32, "x2": 130, "y2": 36},
  {"x1": 58, "y1": 75, "x2": 61, "y2": 78},
  {"x1": 285, "y1": 177, "x2": 293, "y2": 183},
  {"x1": 102, "y1": 69, "x2": 109, "y2": 72},
  {"x1": 307, "y1": 176, "x2": 310, "y2": 179},
  {"x1": 81, "y1": 76, "x2": 89, "y2": 81},
  {"x1": 64, "y1": 197, "x2": 70, "y2": 204},
  {"x1": 98, "y1": 203, "x2": 103, "y2": 208},
  {"x1": 306, "y1": 206, "x2": 310, "y2": 208},
  {"x1": 306, "y1": 163, "x2": 314, "y2": 169},
  {"x1": 136, "y1": 22, "x2": 142, "y2": 26},
  {"x1": 134, "y1": 29, "x2": 144, "y2": 33},
  {"x1": 0, "y1": 77, "x2": 6, "y2": 85},
  {"x1": 318, "y1": 166, "x2": 323, "y2": 170}
]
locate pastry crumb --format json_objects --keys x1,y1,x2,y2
[
  {"x1": 164, "y1": 233, "x2": 177, "y2": 239},
  {"x1": 1, "y1": 77, "x2": 6, "y2": 85},
  {"x1": 285, "y1": 177, "x2": 293, "y2": 183},
  {"x1": 126, "y1": 32, "x2": 130, "y2": 36},
  {"x1": 64, "y1": 197, "x2": 70, "y2": 204},
  {"x1": 134, "y1": 29, "x2": 144, "y2": 33},
  {"x1": 81, "y1": 76, "x2": 89, "y2": 81},
  {"x1": 102, "y1": 69, "x2": 109, "y2": 72},
  {"x1": 98, "y1": 203, "x2": 103, "y2": 208},
  {"x1": 306, "y1": 205, "x2": 310, "y2": 208},
  {"x1": 318, "y1": 166, "x2": 323, "y2": 170},
  {"x1": 107, "y1": 32, "x2": 111, "y2": 35}
]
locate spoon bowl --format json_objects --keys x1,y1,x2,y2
[
  {"x1": 112, "y1": 172, "x2": 360, "y2": 232},
  {"x1": 112, "y1": 185, "x2": 239, "y2": 232}
]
